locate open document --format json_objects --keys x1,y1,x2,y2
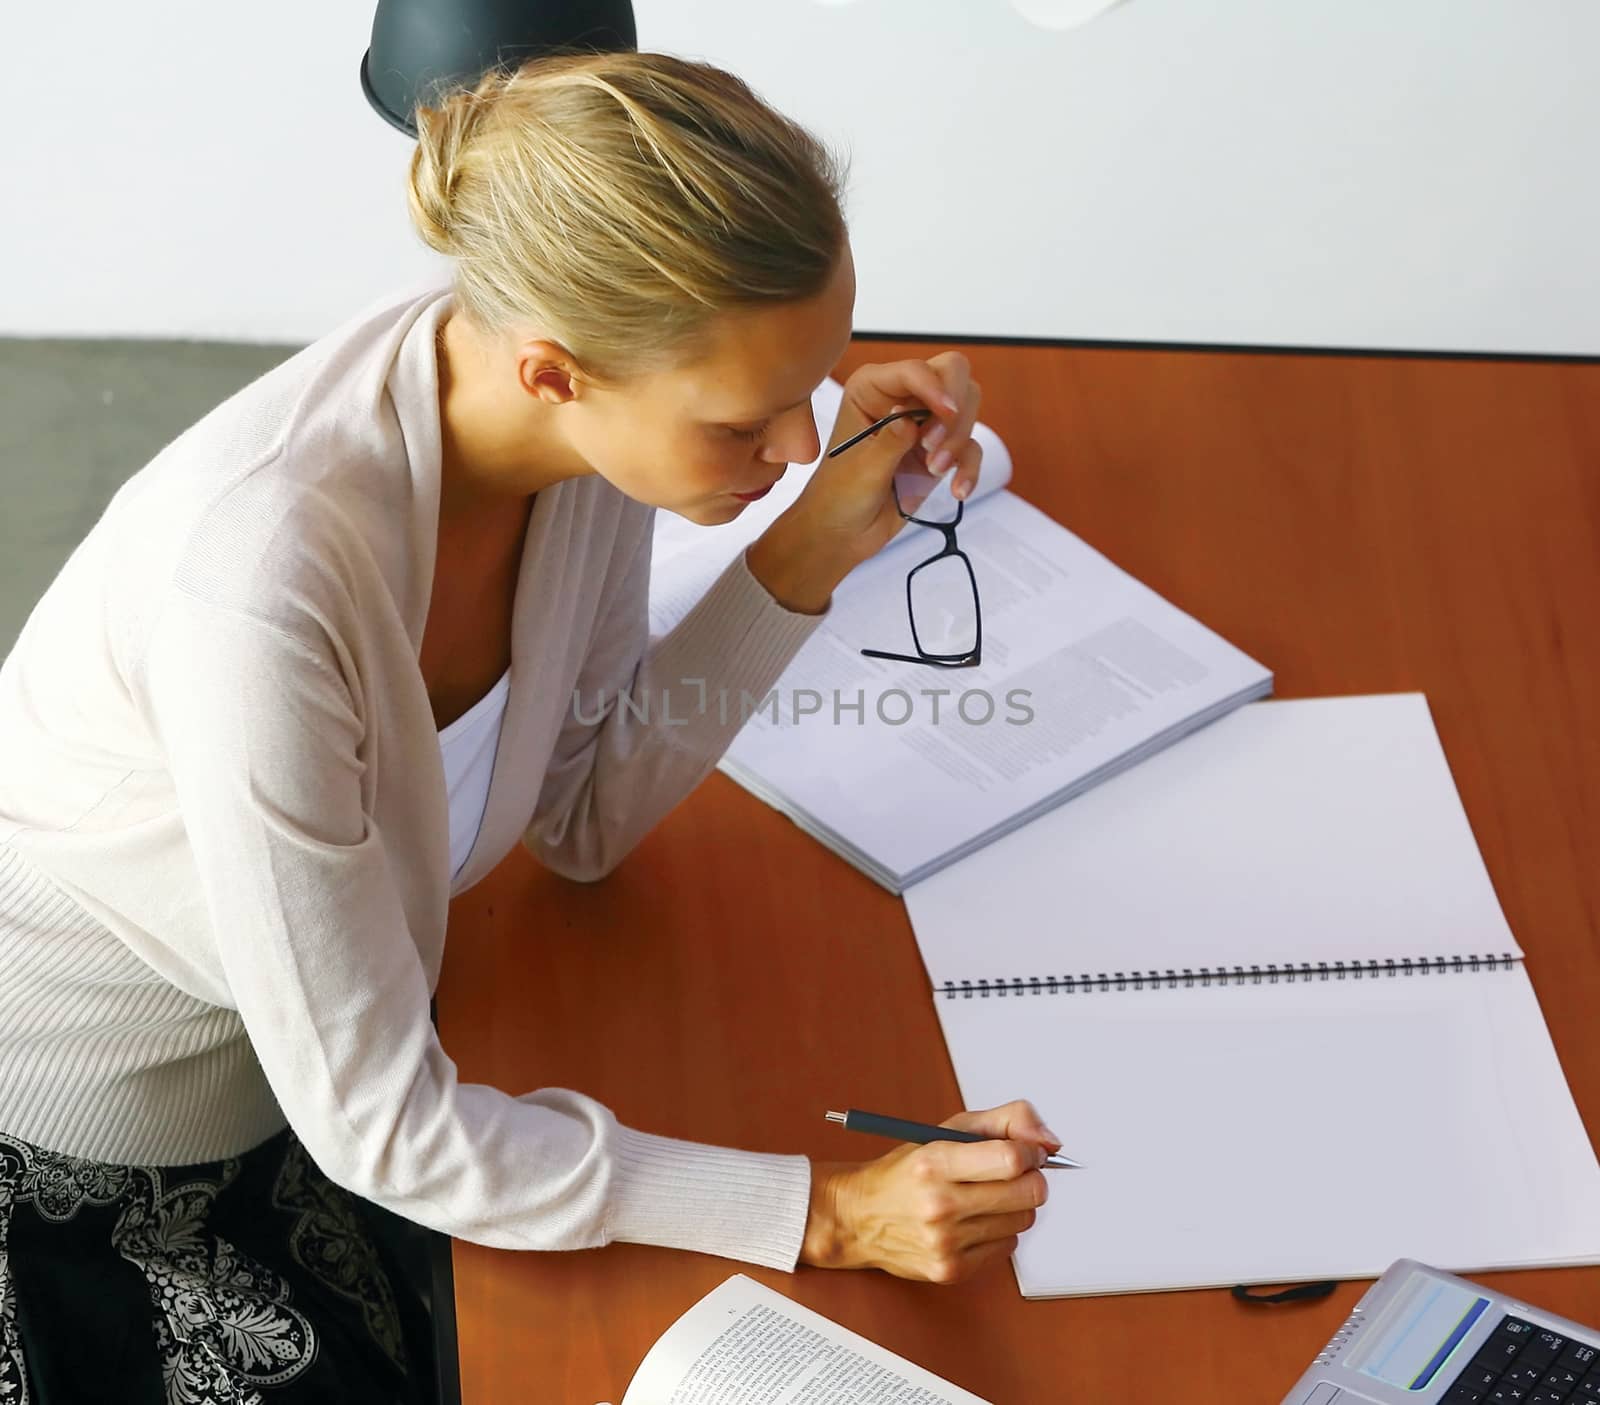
[
  {"x1": 620, "y1": 1275, "x2": 989, "y2": 1404},
  {"x1": 648, "y1": 377, "x2": 1272, "y2": 891}
]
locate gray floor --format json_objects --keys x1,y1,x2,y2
[{"x1": 0, "y1": 336, "x2": 298, "y2": 655}]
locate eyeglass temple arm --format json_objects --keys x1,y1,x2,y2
[{"x1": 859, "y1": 648, "x2": 982, "y2": 668}]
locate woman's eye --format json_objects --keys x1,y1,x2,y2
[{"x1": 726, "y1": 422, "x2": 768, "y2": 442}]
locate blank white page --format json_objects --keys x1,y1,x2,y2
[
  {"x1": 904, "y1": 694, "x2": 1521, "y2": 984},
  {"x1": 936, "y1": 966, "x2": 1600, "y2": 1296}
]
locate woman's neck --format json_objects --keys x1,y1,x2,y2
[{"x1": 434, "y1": 307, "x2": 589, "y2": 525}]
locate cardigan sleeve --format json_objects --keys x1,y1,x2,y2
[
  {"x1": 525, "y1": 526, "x2": 827, "y2": 882},
  {"x1": 140, "y1": 587, "x2": 813, "y2": 1268}
]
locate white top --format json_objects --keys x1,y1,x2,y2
[
  {"x1": 0, "y1": 277, "x2": 827, "y2": 1271},
  {"x1": 438, "y1": 668, "x2": 512, "y2": 884}
]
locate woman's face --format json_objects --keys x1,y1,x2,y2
[{"x1": 567, "y1": 242, "x2": 858, "y2": 525}]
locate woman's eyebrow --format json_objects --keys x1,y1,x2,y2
[{"x1": 722, "y1": 392, "x2": 812, "y2": 426}]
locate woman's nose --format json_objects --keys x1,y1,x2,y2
[{"x1": 766, "y1": 413, "x2": 819, "y2": 465}]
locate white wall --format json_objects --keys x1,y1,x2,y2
[{"x1": 6, "y1": 0, "x2": 1598, "y2": 353}]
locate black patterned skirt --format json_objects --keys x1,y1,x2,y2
[{"x1": 0, "y1": 1125, "x2": 436, "y2": 1403}]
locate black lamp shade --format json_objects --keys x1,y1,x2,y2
[{"x1": 361, "y1": 0, "x2": 638, "y2": 136}]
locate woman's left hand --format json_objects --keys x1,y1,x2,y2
[
  {"x1": 745, "y1": 353, "x2": 982, "y2": 614},
  {"x1": 801, "y1": 352, "x2": 984, "y2": 567}
]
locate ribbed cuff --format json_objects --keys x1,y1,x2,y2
[
  {"x1": 606, "y1": 1124, "x2": 812, "y2": 1271},
  {"x1": 649, "y1": 547, "x2": 829, "y2": 755}
]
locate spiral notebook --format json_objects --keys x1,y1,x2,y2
[{"x1": 904, "y1": 694, "x2": 1600, "y2": 1298}]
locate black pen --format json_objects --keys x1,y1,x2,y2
[{"x1": 825, "y1": 1109, "x2": 1083, "y2": 1169}]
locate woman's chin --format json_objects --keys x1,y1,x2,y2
[{"x1": 672, "y1": 497, "x2": 750, "y2": 526}]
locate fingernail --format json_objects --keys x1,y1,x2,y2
[
  {"x1": 939, "y1": 392, "x2": 960, "y2": 412},
  {"x1": 1041, "y1": 1125, "x2": 1062, "y2": 1147},
  {"x1": 921, "y1": 423, "x2": 947, "y2": 454},
  {"x1": 952, "y1": 478, "x2": 969, "y2": 499},
  {"x1": 928, "y1": 447, "x2": 953, "y2": 476}
]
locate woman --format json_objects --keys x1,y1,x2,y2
[{"x1": 0, "y1": 51, "x2": 1058, "y2": 1401}]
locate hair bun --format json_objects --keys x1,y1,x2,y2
[{"x1": 406, "y1": 83, "x2": 495, "y2": 256}]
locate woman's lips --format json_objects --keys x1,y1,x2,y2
[{"x1": 732, "y1": 483, "x2": 775, "y2": 502}]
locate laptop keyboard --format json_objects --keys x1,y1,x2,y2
[{"x1": 1443, "y1": 1314, "x2": 1600, "y2": 1403}]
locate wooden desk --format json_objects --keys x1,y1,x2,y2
[{"x1": 435, "y1": 341, "x2": 1600, "y2": 1402}]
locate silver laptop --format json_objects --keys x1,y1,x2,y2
[{"x1": 1281, "y1": 1258, "x2": 1600, "y2": 1403}]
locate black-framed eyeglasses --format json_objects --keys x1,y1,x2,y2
[{"x1": 826, "y1": 408, "x2": 983, "y2": 670}]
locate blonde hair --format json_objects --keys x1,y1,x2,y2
[{"x1": 406, "y1": 51, "x2": 850, "y2": 383}]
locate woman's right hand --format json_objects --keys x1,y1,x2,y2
[{"x1": 799, "y1": 1101, "x2": 1060, "y2": 1284}]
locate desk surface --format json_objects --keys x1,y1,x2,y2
[{"x1": 436, "y1": 340, "x2": 1600, "y2": 1402}]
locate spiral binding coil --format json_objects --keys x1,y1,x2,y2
[{"x1": 938, "y1": 954, "x2": 1519, "y2": 999}]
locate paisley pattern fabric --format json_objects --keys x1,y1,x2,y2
[
  {"x1": 269, "y1": 1139, "x2": 405, "y2": 1375},
  {"x1": 0, "y1": 1128, "x2": 431, "y2": 1404}
]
